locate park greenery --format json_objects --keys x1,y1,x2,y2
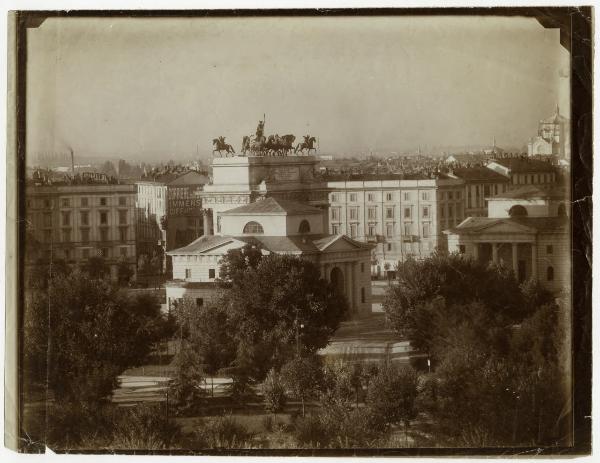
[{"x1": 22, "y1": 249, "x2": 571, "y2": 450}]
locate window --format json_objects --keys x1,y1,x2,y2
[
  {"x1": 349, "y1": 207, "x2": 358, "y2": 220},
  {"x1": 422, "y1": 206, "x2": 429, "y2": 218},
  {"x1": 441, "y1": 207, "x2": 445, "y2": 219},
  {"x1": 331, "y1": 207, "x2": 341, "y2": 221},
  {"x1": 196, "y1": 298, "x2": 204, "y2": 308},
  {"x1": 386, "y1": 223, "x2": 393, "y2": 237},
  {"x1": 349, "y1": 193, "x2": 357, "y2": 202},
  {"x1": 185, "y1": 269, "x2": 192, "y2": 279},
  {"x1": 209, "y1": 268, "x2": 216, "y2": 279},
  {"x1": 61, "y1": 211, "x2": 71, "y2": 226},
  {"x1": 118, "y1": 196, "x2": 127, "y2": 206},
  {"x1": 120, "y1": 247, "x2": 128, "y2": 257},
  {"x1": 422, "y1": 223, "x2": 430, "y2": 238},
  {"x1": 331, "y1": 193, "x2": 339, "y2": 202},
  {"x1": 100, "y1": 228, "x2": 109, "y2": 241},
  {"x1": 100, "y1": 197, "x2": 107, "y2": 206},
  {"x1": 361, "y1": 263, "x2": 365, "y2": 273},
  {"x1": 368, "y1": 207, "x2": 377, "y2": 220},
  {"x1": 494, "y1": 185, "x2": 498, "y2": 195},
  {"x1": 81, "y1": 228, "x2": 90, "y2": 243},
  {"x1": 509, "y1": 205, "x2": 528, "y2": 217},
  {"x1": 404, "y1": 223, "x2": 412, "y2": 236},
  {"x1": 404, "y1": 207, "x2": 411, "y2": 219},
  {"x1": 43, "y1": 230, "x2": 52, "y2": 242},
  {"x1": 118, "y1": 210, "x2": 127, "y2": 225},
  {"x1": 456, "y1": 191, "x2": 461, "y2": 200},
  {"x1": 484, "y1": 185, "x2": 491, "y2": 196},
  {"x1": 350, "y1": 224, "x2": 357, "y2": 238},
  {"x1": 547, "y1": 266, "x2": 554, "y2": 281},
  {"x1": 448, "y1": 205, "x2": 453, "y2": 218},
  {"x1": 368, "y1": 225, "x2": 376, "y2": 237},
  {"x1": 459, "y1": 245, "x2": 466, "y2": 254},
  {"x1": 298, "y1": 220, "x2": 311, "y2": 234},
  {"x1": 421, "y1": 192, "x2": 429, "y2": 201},
  {"x1": 448, "y1": 191, "x2": 453, "y2": 200},
  {"x1": 82, "y1": 248, "x2": 90, "y2": 259},
  {"x1": 361, "y1": 287, "x2": 366, "y2": 303},
  {"x1": 367, "y1": 193, "x2": 375, "y2": 202},
  {"x1": 61, "y1": 198, "x2": 70, "y2": 207},
  {"x1": 100, "y1": 248, "x2": 109, "y2": 258},
  {"x1": 386, "y1": 207, "x2": 394, "y2": 219},
  {"x1": 119, "y1": 227, "x2": 128, "y2": 242},
  {"x1": 43, "y1": 199, "x2": 51, "y2": 208},
  {"x1": 332, "y1": 224, "x2": 340, "y2": 234},
  {"x1": 387, "y1": 243, "x2": 392, "y2": 251},
  {"x1": 403, "y1": 192, "x2": 410, "y2": 201},
  {"x1": 62, "y1": 229, "x2": 71, "y2": 243},
  {"x1": 243, "y1": 221, "x2": 264, "y2": 234},
  {"x1": 546, "y1": 245, "x2": 553, "y2": 254},
  {"x1": 100, "y1": 211, "x2": 108, "y2": 225},
  {"x1": 386, "y1": 192, "x2": 393, "y2": 201},
  {"x1": 43, "y1": 212, "x2": 52, "y2": 227},
  {"x1": 81, "y1": 197, "x2": 88, "y2": 207},
  {"x1": 80, "y1": 211, "x2": 89, "y2": 226}
]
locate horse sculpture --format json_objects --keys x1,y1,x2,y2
[
  {"x1": 295, "y1": 135, "x2": 317, "y2": 155},
  {"x1": 212, "y1": 136, "x2": 235, "y2": 157}
]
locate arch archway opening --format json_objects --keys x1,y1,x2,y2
[{"x1": 508, "y1": 205, "x2": 528, "y2": 217}]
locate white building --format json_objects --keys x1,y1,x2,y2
[
  {"x1": 444, "y1": 185, "x2": 569, "y2": 294},
  {"x1": 166, "y1": 196, "x2": 373, "y2": 314},
  {"x1": 527, "y1": 105, "x2": 570, "y2": 159}
]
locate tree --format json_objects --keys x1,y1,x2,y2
[
  {"x1": 24, "y1": 270, "x2": 170, "y2": 406},
  {"x1": 117, "y1": 255, "x2": 134, "y2": 286},
  {"x1": 383, "y1": 254, "x2": 526, "y2": 358},
  {"x1": 219, "y1": 250, "x2": 348, "y2": 379},
  {"x1": 281, "y1": 356, "x2": 323, "y2": 417},
  {"x1": 85, "y1": 256, "x2": 109, "y2": 280},
  {"x1": 262, "y1": 368, "x2": 287, "y2": 414},
  {"x1": 170, "y1": 340, "x2": 205, "y2": 415},
  {"x1": 367, "y1": 363, "x2": 419, "y2": 434}
]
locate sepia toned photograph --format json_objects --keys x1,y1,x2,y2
[{"x1": 6, "y1": 7, "x2": 592, "y2": 456}]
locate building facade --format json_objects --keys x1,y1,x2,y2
[
  {"x1": 444, "y1": 185, "x2": 570, "y2": 294},
  {"x1": 135, "y1": 170, "x2": 209, "y2": 273},
  {"x1": 527, "y1": 105, "x2": 571, "y2": 159},
  {"x1": 486, "y1": 158, "x2": 557, "y2": 187},
  {"x1": 25, "y1": 183, "x2": 137, "y2": 281},
  {"x1": 448, "y1": 167, "x2": 511, "y2": 217}
]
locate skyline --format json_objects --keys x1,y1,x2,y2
[{"x1": 26, "y1": 16, "x2": 570, "y2": 163}]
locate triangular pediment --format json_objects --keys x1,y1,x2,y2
[{"x1": 317, "y1": 235, "x2": 370, "y2": 252}]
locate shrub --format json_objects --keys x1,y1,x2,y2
[{"x1": 193, "y1": 415, "x2": 253, "y2": 449}]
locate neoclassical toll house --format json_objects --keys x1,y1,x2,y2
[{"x1": 166, "y1": 196, "x2": 373, "y2": 314}]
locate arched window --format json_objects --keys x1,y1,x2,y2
[
  {"x1": 298, "y1": 219, "x2": 311, "y2": 234},
  {"x1": 243, "y1": 221, "x2": 264, "y2": 234},
  {"x1": 508, "y1": 205, "x2": 528, "y2": 217},
  {"x1": 547, "y1": 266, "x2": 554, "y2": 281}
]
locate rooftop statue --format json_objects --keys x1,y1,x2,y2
[{"x1": 212, "y1": 136, "x2": 235, "y2": 157}]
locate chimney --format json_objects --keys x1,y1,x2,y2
[{"x1": 70, "y1": 147, "x2": 75, "y2": 176}]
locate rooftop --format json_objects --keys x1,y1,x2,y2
[
  {"x1": 491, "y1": 185, "x2": 567, "y2": 201},
  {"x1": 221, "y1": 197, "x2": 324, "y2": 216},
  {"x1": 449, "y1": 167, "x2": 509, "y2": 183},
  {"x1": 489, "y1": 157, "x2": 556, "y2": 173}
]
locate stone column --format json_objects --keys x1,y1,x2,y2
[
  {"x1": 531, "y1": 243, "x2": 538, "y2": 279},
  {"x1": 492, "y1": 243, "x2": 498, "y2": 264},
  {"x1": 353, "y1": 262, "x2": 360, "y2": 311},
  {"x1": 512, "y1": 243, "x2": 519, "y2": 276},
  {"x1": 345, "y1": 262, "x2": 354, "y2": 311},
  {"x1": 202, "y1": 209, "x2": 212, "y2": 236},
  {"x1": 472, "y1": 242, "x2": 479, "y2": 261}
]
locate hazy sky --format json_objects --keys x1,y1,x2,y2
[{"x1": 27, "y1": 15, "x2": 570, "y2": 161}]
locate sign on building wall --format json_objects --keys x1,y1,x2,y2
[{"x1": 167, "y1": 186, "x2": 203, "y2": 216}]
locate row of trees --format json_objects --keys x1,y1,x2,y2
[{"x1": 383, "y1": 253, "x2": 571, "y2": 447}]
